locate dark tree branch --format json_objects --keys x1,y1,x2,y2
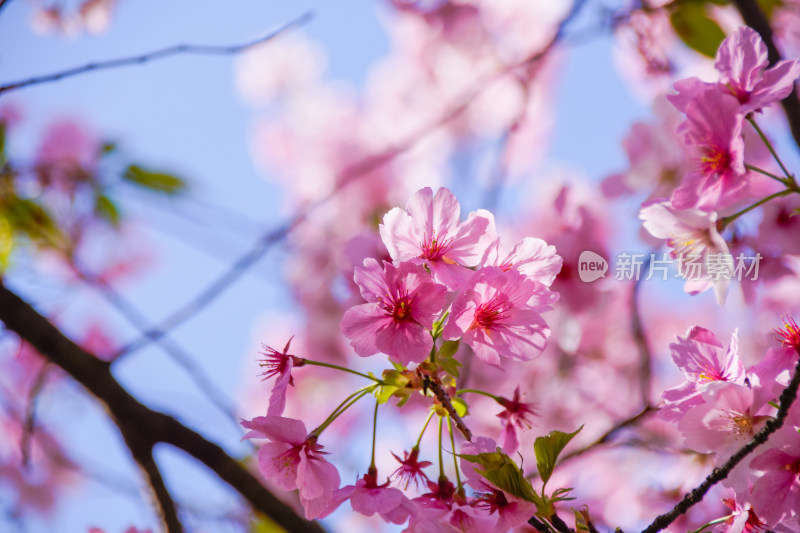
[
  {"x1": 732, "y1": 0, "x2": 800, "y2": 151},
  {"x1": 120, "y1": 429, "x2": 184, "y2": 533},
  {"x1": 641, "y1": 349, "x2": 800, "y2": 533},
  {"x1": 428, "y1": 378, "x2": 472, "y2": 441},
  {"x1": 76, "y1": 267, "x2": 241, "y2": 432},
  {"x1": 0, "y1": 282, "x2": 326, "y2": 533},
  {"x1": 0, "y1": 13, "x2": 313, "y2": 95}
]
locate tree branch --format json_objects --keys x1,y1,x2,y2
[
  {"x1": 428, "y1": 378, "x2": 472, "y2": 441},
  {"x1": 0, "y1": 13, "x2": 313, "y2": 95},
  {"x1": 641, "y1": 349, "x2": 800, "y2": 533},
  {"x1": 0, "y1": 282, "x2": 326, "y2": 533},
  {"x1": 731, "y1": 0, "x2": 800, "y2": 151},
  {"x1": 120, "y1": 429, "x2": 184, "y2": 533}
]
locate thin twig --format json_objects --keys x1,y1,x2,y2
[
  {"x1": 641, "y1": 349, "x2": 800, "y2": 533},
  {"x1": 0, "y1": 13, "x2": 313, "y2": 95},
  {"x1": 632, "y1": 254, "x2": 653, "y2": 407},
  {"x1": 20, "y1": 363, "x2": 50, "y2": 468},
  {"x1": 76, "y1": 267, "x2": 241, "y2": 432},
  {"x1": 428, "y1": 379, "x2": 472, "y2": 441},
  {"x1": 0, "y1": 283, "x2": 327, "y2": 533},
  {"x1": 557, "y1": 406, "x2": 656, "y2": 465}
]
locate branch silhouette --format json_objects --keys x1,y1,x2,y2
[
  {"x1": 0, "y1": 282, "x2": 326, "y2": 533},
  {"x1": 0, "y1": 12, "x2": 313, "y2": 95}
]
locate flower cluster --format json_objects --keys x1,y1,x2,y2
[
  {"x1": 638, "y1": 27, "x2": 800, "y2": 304},
  {"x1": 343, "y1": 186, "x2": 561, "y2": 368},
  {"x1": 661, "y1": 325, "x2": 800, "y2": 530},
  {"x1": 241, "y1": 187, "x2": 564, "y2": 529}
]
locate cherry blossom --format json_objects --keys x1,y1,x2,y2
[
  {"x1": 380, "y1": 187, "x2": 496, "y2": 290},
  {"x1": 340, "y1": 258, "x2": 447, "y2": 365}
]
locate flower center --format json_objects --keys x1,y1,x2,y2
[
  {"x1": 420, "y1": 232, "x2": 453, "y2": 261},
  {"x1": 699, "y1": 146, "x2": 732, "y2": 176},
  {"x1": 379, "y1": 291, "x2": 414, "y2": 321},
  {"x1": 471, "y1": 298, "x2": 510, "y2": 330}
]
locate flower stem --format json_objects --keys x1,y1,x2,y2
[
  {"x1": 438, "y1": 416, "x2": 445, "y2": 479},
  {"x1": 719, "y1": 189, "x2": 794, "y2": 230},
  {"x1": 687, "y1": 514, "x2": 734, "y2": 533},
  {"x1": 447, "y1": 415, "x2": 463, "y2": 493},
  {"x1": 302, "y1": 360, "x2": 383, "y2": 384},
  {"x1": 745, "y1": 163, "x2": 793, "y2": 186},
  {"x1": 415, "y1": 409, "x2": 435, "y2": 449},
  {"x1": 370, "y1": 400, "x2": 379, "y2": 470},
  {"x1": 748, "y1": 116, "x2": 796, "y2": 184},
  {"x1": 457, "y1": 388, "x2": 501, "y2": 402},
  {"x1": 310, "y1": 384, "x2": 377, "y2": 436}
]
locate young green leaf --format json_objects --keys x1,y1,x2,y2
[
  {"x1": 123, "y1": 165, "x2": 187, "y2": 195},
  {"x1": 669, "y1": 2, "x2": 726, "y2": 58},
  {"x1": 534, "y1": 425, "x2": 583, "y2": 487},
  {"x1": 95, "y1": 194, "x2": 121, "y2": 226}
]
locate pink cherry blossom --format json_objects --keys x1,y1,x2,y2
[
  {"x1": 677, "y1": 382, "x2": 769, "y2": 456},
  {"x1": 380, "y1": 187, "x2": 496, "y2": 290},
  {"x1": 324, "y1": 468, "x2": 416, "y2": 525},
  {"x1": 257, "y1": 337, "x2": 306, "y2": 416},
  {"x1": 241, "y1": 415, "x2": 340, "y2": 519},
  {"x1": 495, "y1": 386, "x2": 538, "y2": 454},
  {"x1": 443, "y1": 267, "x2": 557, "y2": 367},
  {"x1": 478, "y1": 237, "x2": 563, "y2": 287},
  {"x1": 660, "y1": 327, "x2": 745, "y2": 423},
  {"x1": 750, "y1": 423, "x2": 800, "y2": 527},
  {"x1": 671, "y1": 87, "x2": 747, "y2": 211},
  {"x1": 391, "y1": 447, "x2": 433, "y2": 489},
  {"x1": 639, "y1": 201, "x2": 732, "y2": 304},
  {"x1": 668, "y1": 27, "x2": 800, "y2": 116},
  {"x1": 341, "y1": 258, "x2": 447, "y2": 366},
  {"x1": 716, "y1": 26, "x2": 800, "y2": 114}
]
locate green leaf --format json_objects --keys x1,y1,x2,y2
[
  {"x1": 670, "y1": 3, "x2": 726, "y2": 58},
  {"x1": 376, "y1": 369, "x2": 412, "y2": 405},
  {"x1": 451, "y1": 396, "x2": 469, "y2": 417},
  {"x1": 95, "y1": 194, "x2": 121, "y2": 226},
  {"x1": 100, "y1": 141, "x2": 117, "y2": 155},
  {"x1": 430, "y1": 312, "x2": 449, "y2": 340},
  {"x1": 0, "y1": 122, "x2": 6, "y2": 167},
  {"x1": 459, "y1": 450, "x2": 542, "y2": 505},
  {"x1": 757, "y1": 0, "x2": 783, "y2": 19},
  {"x1": 123, "y1": 164, "x2": 186, "y2": 195},
  {"x1": 534, "y1": 425, "x2": 583, "y2": 487},
  {"x1": 0, "y1": 216, "x2": 13, "y2": 271},
  {"x1": 438, "y1": 340, "x2": 462, "y2": 377},
  {"x1": 3, "y1": 197, "x2": 64, "y2": 248}
]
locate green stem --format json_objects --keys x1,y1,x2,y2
[
  {"x1": 415, "y1": 410, "x2": 435, "y2": 449},
  {"x1": 745, "y1": 163, "x2": 793, "y2": 186},
  {"x1": 719, "y1": 189, "x2": 794, "y2": 230},
  {"x1": 447, "y1": 415, "x2": 462, "y2": 493},
  {"x1": 687, "y1": 514, "x2": 734, "y2": 533},
  {"x1": 748, "y1": 116, "x2": 796, "y2": 184},
  {"x1": 438, "y1": 416, "x2": 445, "y2": 479},
  {"x1": 457, "y1": 388, "x2": 501, "y2": 402},
  {"x1": 310, "y1": 384, "x2": 377, "y2": 436},
  {"x1": 370, "y1": 400, "x2": 379, "y2": 469},
  {"x1": 302, "y1": 360, "x2": 383, "y2": 384},
  {"x1": 429, "y1": 343, "x2": 437, "y2": 364}
]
